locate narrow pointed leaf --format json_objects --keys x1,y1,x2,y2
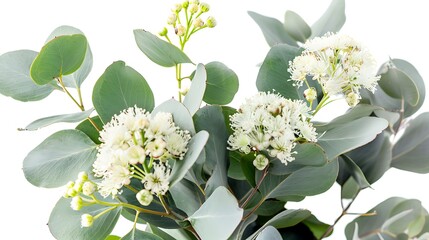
[
  {"x1": 122, "y1": 229, "x2": 163, "y2": 240},
  {"x1": 31, "y1": 34, "x2": 87, "y2": 85},
  {"x1": 339, "y1": 155, "x2": 371, "y2": 189},
  {"x1": 23, "y1": 129, "x2": 97, "y2": 188},
  {"x1": 184, "y1": 64, "x2": 206, "y2": 115},
  {"x1": 152, "y1": 98, "x2": 196, "y2": 135},
  {"x1": 0, "y1": 50, "x2": 55, "y2": 101},
  {"x1": 284, "y1": 10, "x2": 311, "y2": 43},
  {"x1": 92, "y1": 61, "x2": 154, "y2": 124},
  {"x1": 248, "y1": 11, "x2": 298, "y2": 47},
  {"x1": 188, "y1": 186, "x2": 243, "y2": 240},
  {"x1": 22, "y1": 108, "x2": 94, "y2": 131},
  {"x1": 134, "y1": 29, "x2": 192, "y2": 67},
  {"x1": 311, "y1": 0, "x2": 346, "y2": 37}
]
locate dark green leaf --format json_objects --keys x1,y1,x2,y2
[
  {"x1": 92, "y1": 61, "x2": 154, "y2": 124},
  {"x1": 255, "y1": 200, "x2": 285, "y2": 216},
  {"x1": 184, "y1": 64, "x2": 206, "y2": 115},
  {"x1": 122, "y1": 228, "x2": 163, "y2": 240},
  {"x1": 317, "y1": 117, "x2": 388, "y2": 160},
  {"x1": 76, "y1": 116, "x2": 103, "y2": 144},
  {"x1": 310, "y1": 0, "x2": 346, "y2": 37},
  {"x1": 392, "y1": 112, "x2": 429, "y2": 173},
  {"x1": 145, "y1": 224, "x2": 194, "y2": 240},
  {"x1": 49, "y1": 196, "x2": 121, "y2": 240},
  {"x1": 248, "y1": 11, "x2": 298, "y2": 47},
  {"x1": 0, "y1": 50, "x2": 55, "y2": 101},
  {"x1": 241, "y1": 154, "x2": 257, "y2": 188},
  {"x1": 23, "y1": 129, "x2": 97, "y2": 188},
  {"x1": 134, "y1": 29, "x2": 192, "y2": 67},
  {"x1": 228, "y1": 151, "x2": 247, "y2": 180},
  {"x1": 203, "y1": 61, "x2": 239, "y2": 105},
  {"x1": 31, "y1": 34, "x2": 87, "y2": 85},
  {"x1": 170, "y1": 179, "x2": 203, "y2": 216},
  {"x1": 21, "y1": 108, "x2": 93, "y2": 131},
  {"x1": 256, "y1": 44, "x2": 301, "y2": 99},
  {"x1": 339, "y1": 155, "x2": 371, "y2": 189},
  {"x1": 341, "y1": 177, "x2": 360, "y2": 200},
  {"x1": 302, "y1": 215, "x2": 330, "y2": 239},
  {"x1": 284, "y1": 11, "x2": 311, "y2": 43},
  {"x1": 378, "y1": 67, "x2": 419, "y2": 106}
]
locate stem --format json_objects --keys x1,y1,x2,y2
[
  {"x1": 312, "y1": 94, "x2": 330, "y2": 117},
  {"x1": 319, "y1": 191, "x2": 360, "y2": 239},
  {"x1": 240, "y1": 167, "x2": 269, "y2": 209},
  {"x1": 133, "y1": 211, "x2": 140, "y2": 229},
  {"x1": 159, "y1": 195, "x2": 171, "y2": 215},
  {"x1": 176, "y1": 64, "x2": 183, "y2": 102},
  {"x1": 186, "y1": 226, "x2": 202, "y2": 240},
  {"x1": 56, "y1": 77, "x2": 84, "y2": 111},
  {"x1": 394, "y1": 98, "x2": 405, "y2": 134},
  {"x1": 87, "y1": 117, "x2": 101, "y2": 131}
]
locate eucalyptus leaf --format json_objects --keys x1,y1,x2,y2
[
  {"x1": 256, "y1": 44, "x2": 301, "y2": 99},
  {"x1": 49, "y1": 195, "x2": 121, "y2": 240},
  {"x1": 145, "y1": 224, "x2": 178, "y2": 240},
  {"x1": 31, "y1": 34, "x2": 87, "y2": 85},
  {"x1": 255, "y1": 226, "x2": 282, "y2": 240},
  {"x1": 203, "y1": 61, "x2": 239, "y2": 105},
  {"x1": 378, "y1": 67, "x2": 419, "y2": 106},
  {"x1": 152, "y1": 98, "x2": 196, "y2": 135},
  {"x1": 392, "y1": 112, "x2": 429, "y2": 173},
  {"x1": 194, "y1": 106, "x2": 229, "y2": 196},
  {"x1": 374, "y1": 109, "x2": 400, "y2": 128},
  {"x1": 122, "y1": 228, "x2": 163, "y2": 240},
  {"x1": 183, "y1": 64, "x2": 206, "y2": 116},
  {"x1": 341, "y1": 177, "x2": 360, "y2": 200},
  {"x1": 92, "y1": 61, "x2": 154, "y2": 124},
  {"x1": 310, "y1": 0, "x2": 346, "y2": 38},
  {"x1": 188, "y1": 186, "x2": 243, "y2": 240},
  {"x1": 45, "y1": 25, "x2": 93, "y2": 87},
  {"x1": 317, "y1": 117, "x2": 388, "y2": 160},
  {"x1": 134, "y1": 29, "x2": 192, "y2": 67},
  {"x1": 0, "y1": 50, "x2": 55, "y2": 101},
  {"x1": 248, "y1": 11, "x2": 298, "y2": 47},
  {"x1": 302, "y1": 215, "x2": 331, "y2": 239},
  {"x1": 284, "y1": 11, "x2": 311, "y2": 43},
  {"x1": 23, "y1": 129, "x2": 97, "y2": 188},
  {"x1": 76, "y1": 116, "x2": 103, "y2": 144},
  {"x1": 168, "y1": 130, "x2": 209, "y2": 187},
  {"x1": 21, "y1": 108, "x2": 94, "y2": 131},
  {"x1": 228, "y1": 214, "x2": 257, "y2": 240},
  {"x1": 104, "y1": 236, "x2": 121, "y2": 240},
  {"x1": 338, "y1": 155, "x2": 371, "y2": 189},
  {"x1": 170, "y1": 179, "x2": 203, "y2": 216}
]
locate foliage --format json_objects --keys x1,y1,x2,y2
[{"x1": 1, "y1": 0, "x2": 428, "y2": 239}]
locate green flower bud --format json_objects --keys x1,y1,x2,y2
[
  {"x1": 206, "y1": 16, "x2": 216, "y2": 28},
  {"x1": 136, "y1": 189, "x2": 153, "y2": 206},
  {"x1": 346, "y1": 92, "x2": 359, "y2": 107},
  {"x1": 78, "y1": 172, "x2": 88, "y2": 181},
  {"x1": 82, "y1": 181, "x2": 96, "y2": 196},
  {"x1": 182, "y1": 0, "x2": 189, "y2": 8},
  {"x1": 167, "y1": 13, "x2": 177, "y2": 25},
  {"x1": 200, "y1": 3, "x2": 210, "y2": 12},
  {"x1": 73, "y1": 179, "x2": 84, "y2": 192},
  {"x1": 172, "y1": 3, "x2": 182, "y2": 13},
  {"x1": 81, "y1": 214, "x2": 94, "y2": 228},
  {"x1": 253, "y1": 154, "x2": 269, "y2": 171},
  {"x1": 159, "y1": 27, "x2": 168, "y2": 37},
  {"x1": 190, "y1": 0, "x2": 200, "y2": 4},
  {"x1": 189, "y1": 3, "x2": 199, "y2": 14},
  {"x1": 193, "y1": 17, "x2": 204, "y2": 28},
  {"x1": 71, "y1": 196, "x2": 83, "y2": 211},
  {"x1": 67, "y1": 187, "x2": 78, "y2": 198}
]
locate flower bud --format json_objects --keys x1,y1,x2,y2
[
  {"x1": 78, "y1": 172, "x2": 88, "y2": 181},
  {"x1": 172, "y1": 3, "x2": 182, "y2": 13},
  {"x1": 182, "y1": 0, "x2": 189, "y2": 8},
  {"x1": 159, "y1": 27, "x2": 168, "y2": 37},
  {"x1": 73, "y1": 179, "x2": 84, "y2": 192},
  {"x1": 199, "y1": 3, "x2": 210, "y2": 12},
  {"x1": 67, "y1": 187, "x2": 78, "y2": 198},
  {"x1": 304, "y1": 88, "x2": 317, "y2": 102},
  {"x1": 71, "y1": 196, "x2": 83, "y2": 211},
  {"x1": 167, "y1": 14, "x2": 177, "y2": 25},
  {"x1": 175, "y1": 24, "x2": 186, "y2": 36},
  {"x1": 189, "y1": 3, "x2": 199, "y2": 14},
  {"x1": 136, "y1": 189, "x2": 153, "y2": 206},
  {"x1": 206, "y1": 16, "x2": 216, "y2": 28},
  {"x1": 253, "y1": 154, "x2": 269, "y2": 171},
  {"x1": 81, "y1": 214, "x2": 94, "y2": 228},
  {"x1": 82, "y1": 181, "x2": 96, "y2": 196},
  {"x1": 193, "y1": 18, "x2": 204, "y2": 28},
  {"x1": 346, "y1": 92, "x2": 359, "y2": 107}
]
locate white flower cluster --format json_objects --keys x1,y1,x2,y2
[
  {"x1": 228, "y1": 92, "x2": 317, "y2": 166},
  {"x1": 92, "y1": 106, "x2": 191, "y2": 198},
  {"x1": 288, "y1": 33, "x2": 380, "y2": 106}
]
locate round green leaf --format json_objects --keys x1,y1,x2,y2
[
  {"x1": 133, "y1": 29, "x2": 192, "y2": 67},
  {"x1": 21, "y1": 108, "x2": 94, "y2": 131},
  {"x1": 92, "y1": 61, "x2": 154, "y2": 124},
  {"x1": 310, "y1": 0, "x2": 345, "y2": 38},
  {"x1": 203, "y1": 61, "x2": 239, "y2": 105},
  {"x1": 248, "y1": 11, "x2": 298, "y2": 47},
  {"x1": 122, "y1": 229, "x2": 163, "y2": 240},
  {"x1": 392, "y1": 112, "x2": 429, "y2": 173},
  {"x1": 284, "y1": 10, "x2": 311, "y2": 43},
  {"x1": 256, "y1": 44, "x2": 301, "y2": 100},
  {"x1": 49, "y1": 196, "x2": 121, "y2": 240},
  {"x1": 30, "y1": 34, "x2": 87, "y2": 85},
  {"x1": 45, "y1": 25, "x2": 93, "y2": 88},
  {"x1": 378, "y1": 67, "x2": 419, "y2": 106},
  {"x1": 0, "y1": 50, "x2": 55, "y2": 101},
  {"x1": 188, "y1": 186, "x2": 243, "y2": 240},
  {"x1": 183, "y1": 64, "x2": 207, "y2": 115},
  {"x1": 23, "y1": 129, "x2": 97, "y2": 188}
]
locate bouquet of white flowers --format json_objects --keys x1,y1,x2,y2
[{"x1": 1, "y1": 0, "x2": 428, "y2": 239}]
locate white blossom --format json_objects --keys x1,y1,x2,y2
[
  {"x1": 143, "y1": 163, "x2": 171, "y2": 195},
  {"x1": 81, "y1": 214, "x2": 94, "y2": 228}
]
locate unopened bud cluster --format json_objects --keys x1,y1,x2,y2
[{"x1": 160, "y1": 1, "x2": 216, "y2": 45}]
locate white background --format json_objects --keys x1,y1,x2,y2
[{"x1": 1, "y1": 0, "x2": 428, "y2": 239}]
